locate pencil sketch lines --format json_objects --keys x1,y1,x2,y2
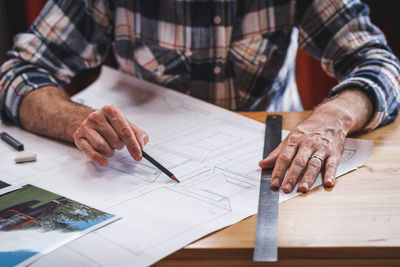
[
  {"x1": 340, "y1": 140, "x2": 358, "y2": 164},
  {"x1": 155, "y1": 120, "x2": 260, "y2": 163},
  {"x1": 341, "y1": 148, "x2": 357, "y2": 164},
  {"x1": 108, "y1": 158, "x2": 162, "y2": 183},
  {"x1": 97, "y1": 186, "x2": 232, "y2": 255}
]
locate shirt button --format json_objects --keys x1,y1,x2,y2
[
  {"x1": 213, "y1": 66, "x2": 221, "y2": 74},
  {"x1": 260, "y1": 55, "x2": 267, "y2": 63},
  {"x1": 214, "y1": 15, "x2": 222, "y2": 25}
]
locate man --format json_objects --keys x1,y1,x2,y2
[{"x1": 1, "y1": 0, "x2": 399, "y2": 194}]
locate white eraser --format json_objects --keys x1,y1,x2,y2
[{"x1": 15, "y1": 151, "x2": 37, "y2": 163}]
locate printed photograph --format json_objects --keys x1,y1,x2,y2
[{"x1": 0, "y1": 184, "x2": 118, "y2": 267}]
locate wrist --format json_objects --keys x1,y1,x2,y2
[
  {"x1": 65, "y1": 104, "x2": 94, "y2": 142},
  {"x1": 314, "y1": 88, "x2": 374, "y2": 133},
  {"x1": 313, "y1": 99, "x2": 355, "y2": 134},
  {"x1": 19, "y1": 86, "x2": 94, "y2": 142}
]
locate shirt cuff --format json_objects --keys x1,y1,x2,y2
[
  {"x1": 0, "y1": 65, "x2": 60, "y2": 125},
  {"x1": 328, "y1": 77, "x2": 386, "y2": 131}
]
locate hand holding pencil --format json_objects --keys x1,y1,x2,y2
[
  {"x1": 73, "y1": 105, "x2": 149, "y2": 167},
  {"x1": 72, "y1": 104, "x2": 179, "y2": 183}
]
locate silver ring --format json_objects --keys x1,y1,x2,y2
[{"x1": 310, "y1": 155, "x2": 324, "y2": 164}]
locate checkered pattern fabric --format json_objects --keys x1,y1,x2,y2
[{"x1": 1, "y1": 0, "x2": 399, "y2": 130}]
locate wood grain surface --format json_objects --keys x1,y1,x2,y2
[{"x1": 155, "y1": 111, "x2": 400, "y2": 266}]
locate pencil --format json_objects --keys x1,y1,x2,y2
[{"x1": 141, "y1": 150, "x2": 180, "y2": 183}]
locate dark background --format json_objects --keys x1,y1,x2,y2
[{"x1": 1, "y1": 0, "x2": 399, "y2": 109}]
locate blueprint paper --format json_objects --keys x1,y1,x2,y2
[
  {"x1": 0, "y1": 66, "x2": 373, "y2": 267},
  {"x1": 0, "y1": 184, "x2": 119, "y2": 267}
]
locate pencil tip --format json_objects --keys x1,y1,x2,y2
[{"x1": 171, "y1": 175, "x2": 180, "y2": 183}]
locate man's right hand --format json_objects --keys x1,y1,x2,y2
[
  {"x1": 19, "y1": 87, "x2": 148, "y2": 167},
  {"x1": 73, "y1": 104, "x2": 149, "y2": 166}
]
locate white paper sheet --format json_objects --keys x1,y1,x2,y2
[
  {"x1": 0, "y1": 184, "x2": 21, "y2": 195},
  {"x1": 0, "y1": 66, "x2": 373, "y2": 267}
]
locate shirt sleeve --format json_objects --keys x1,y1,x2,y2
[
  {"x1": 0, "y1": 0, "x2": 113, "y2": 125},
  {"x1": 296, "y1": 0, "x2": 400, "y2": 130}
]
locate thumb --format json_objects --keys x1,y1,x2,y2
[{"x1": 258, "y1": 145, "x2": 281, "y2": 169}]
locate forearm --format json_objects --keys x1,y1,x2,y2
[
  {"x1": 311, "y1": 89, "x2": 374, "y2": 135},
  {"x1": 19, "y1": 86, "x2": 149, "y2": 166},
  {"x1": 19, "y1": 86, "x2": 94, "y2": 143},
  {"x1": 298, "y1": 0, "x2": 400, "y2": 129}
]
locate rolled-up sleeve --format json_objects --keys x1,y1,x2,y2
[
  {"x1": 0, "y1": 0, "x2": 112, "y2": 125},
  {"x1": 297, "y1": 0, "x2": 400, "y2": 130}
]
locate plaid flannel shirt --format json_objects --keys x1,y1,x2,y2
[{"x1": 1, "y1": 0, "x2": 399, "y2": 130}]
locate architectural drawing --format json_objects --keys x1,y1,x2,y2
[
  {"x1": 340, "y1": 140, "x2": 357, "y2": 163},
  {"x1": 0, "y1": 67, "x2": 373, "y2": 267}
]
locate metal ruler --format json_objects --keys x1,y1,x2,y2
[{"x1": 253, "y1": 115, "x2": 282, "y2": 262}]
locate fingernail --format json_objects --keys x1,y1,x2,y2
[
  {"x1": 325, "y1": 177, "x2": 334, "y2": 186},
  {"x1": 272, "y1": 178, "x2": 280, "y2": 187},
  {"x1": 300, "y1": 182, "x2": 309, "y2": 191},
  {"x1": 283, "y1": 183, "x2": 292, "y2": 193}
]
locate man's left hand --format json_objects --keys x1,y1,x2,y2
[
  {"x1": 259, "y1": 89, "x2": 374, "y2": 193},
  {"x1": 259, "y1": 111, "x2": 346, "y2": 193}
]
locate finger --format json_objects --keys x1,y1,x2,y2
[
  {"x1": 129, "y1": 122, "x2": 149, "y2": 149},
  {"x1": 103, "y1": 105, "x2": 142, "y2": 161},
  {"x1": 271, "y1": 144, "x2": 298, "y2": 189},
  {"x1": 281, "y1": 146, "x2": 314, "y2": 193},
  {"x1": 75, "y1": 138, "x2": 108, "y2": 166},
  {"x1": 86, "y1": 111, "x2": 124, "y2": 150},
  {"x1": 259, "y1": 142, "x2": 283, "y2": 169},
  {"x1": 87, "y1": 111, "x2": 124, "y2": 149},
  {"x1": 84, "y1": 129, "x2": 115, "y2": 158},
  {"x1": 99, "y1": 124, "x2": 124, "y2": 150},
  {"x1": 323, "y1": 156, "x2": 340, "y2": 187},
  {"x1": 298, "y1": 154, "x2": 325, "y2": 192}
]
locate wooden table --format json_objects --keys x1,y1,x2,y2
[{"x1": 155, "y1": 111, "x2": 400, "y2": 267}]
